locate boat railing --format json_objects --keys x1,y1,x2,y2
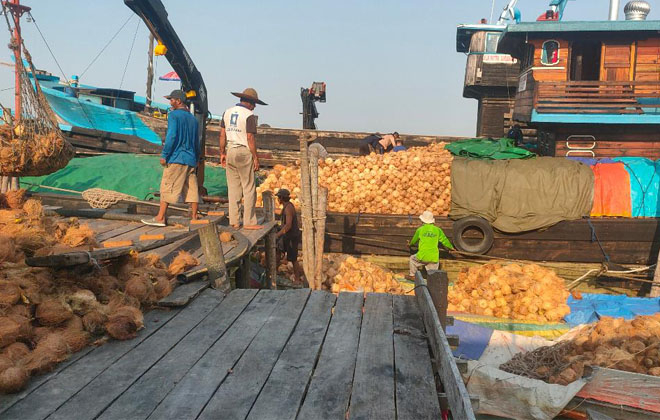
[{"x1": 533, "y1": 80, "x2": 660, "y2": 114}]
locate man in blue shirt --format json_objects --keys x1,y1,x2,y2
[{"x1": 142, "y1": 89, "x2": 200, "y2": 226}]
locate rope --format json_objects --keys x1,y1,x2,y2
[
  {"x1": 586, "y1": 217, "x2": 610, "y2": 262},
  {"x1": 84, "y1": 251, "x2": 101, "y2": 271},
  {"x1": 80, "y1": 14, "x2": 134, "y2": 78},
  {"x1": 119, "y1": 20, "x2": 140, "y2": 89},
  {"x1": 28, "y1": 12, "x2": 69, "y2": 86}
]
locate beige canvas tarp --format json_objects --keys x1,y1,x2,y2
[{"x1": 449, "y1": 157, "x2": 594, "y2": 233}]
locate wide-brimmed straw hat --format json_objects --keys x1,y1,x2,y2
[
  {"x1": 419, "y1": 210, "x2": 435, "y2": 224},
  {"x1": 231, "y1": 88, "x2": 267, "y2": 105}
]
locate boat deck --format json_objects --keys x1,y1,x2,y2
[{"x1": 0, "y1": 289, "x2": 442, "y2": 420}]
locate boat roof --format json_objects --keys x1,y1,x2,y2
[{"x1": 456, "y1": 23, "x2": 506, "y2": 53}]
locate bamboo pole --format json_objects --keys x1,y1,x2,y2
[
  {"x1": 314, "y1": 186, "x2": 328, "y2": 290},
  {"x1": 299, "y1": 133, "x2": 315, "y2": 287}
]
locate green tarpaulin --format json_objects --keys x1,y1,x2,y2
[
  {"x1": 449, "y1": 157, "x2": 594, "y2": 233},
  {"x1": 444, "y1": 138, "x2": 535, "y2": 160},
  {"x1": 20, "y1": 154, "x2": 228, "y2": 199}
]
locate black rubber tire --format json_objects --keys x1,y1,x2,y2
[{"x1": 452, "y1": 216, "x2": 494, "y2": 255}]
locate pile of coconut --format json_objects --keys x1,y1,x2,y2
[{"x1": 0, "y1": 191, "x2": 199, "y2": 393}]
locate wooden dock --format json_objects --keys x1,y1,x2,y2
[{"x1": 0, "y1": 289, "x2": 454, "y2": 420}]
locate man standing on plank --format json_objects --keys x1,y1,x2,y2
[
  {"x1": 219, "y1": 88, "x2": 267, "y2": 227},
  {"x1": 142, "y1": 89, "x2": 200, "y2": 226}
]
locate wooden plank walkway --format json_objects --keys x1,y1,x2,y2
[{"x1": 0, "y1": 290, "x2": 443, "y2": 420}]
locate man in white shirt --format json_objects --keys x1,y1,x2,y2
[{"x1": 219, "y1": 88, "x2": 267, "y2": 227}]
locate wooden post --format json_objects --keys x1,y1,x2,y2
[
  {"x1": 313, "y1": 187, "x2": 328, "y2": 290},
  {"x1": 427, "y1": 270, "x2": 449, "y2": 332},
  {"x1": 197, "y1": 222, "x2": 230, "y2": 293},
  {"x1": 262, "y1": 191, "x2": 277, "y2": 290},
  {"x1": 239, "y1": 256, "x2": 250, "y2": 289},
  {"x1": 0, "y1": 176, "x2": 8, "y2": 194},
  {"x1": 299, "y1": 133, "x2": 315, "y2": 287},
  {"x1": 145, "y1": 33, "x2": 155, "y2": 108},
  {"x1": 309, "y1": 147, "x2": 319, "y2": 211}
]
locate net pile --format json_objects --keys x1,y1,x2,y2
[
  {"x1": 0, "y1": 33, "x2": 73, "y2": 176},
  {"x1": 81, "y1": 188, "x2": 137, "y2": 209}
]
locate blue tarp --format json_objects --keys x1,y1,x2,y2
[
  {"x1": 565, "y1": 293, "x2": 660, "y2": 327},
  {"x1": 447, "y1": 319, "x2": 494, "y2": 360},
  {"x1": 612, "y1": 157, "x2": 660, "y2": 217}
]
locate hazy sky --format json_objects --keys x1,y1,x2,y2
[{"x1": 0, "y1": 0, "x2": 656, "y2": 136}]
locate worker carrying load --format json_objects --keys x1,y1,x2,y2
[
  {"x1": 358, "y1": 132, "x2": 399, "y2": 155},
  {"x1": 0, "y1": 19, "x2": 73, "y2": 177},
  {"x1": 408, "y1": 210, "x2": 454, "y2": 279}
]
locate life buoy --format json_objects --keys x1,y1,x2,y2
[{"x1": 452, "y1": 216, "x2": 494, "y2": 255}]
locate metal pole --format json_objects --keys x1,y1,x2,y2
[{"x1": 609, "y1": 0, "x2": 620, "y2": 20}]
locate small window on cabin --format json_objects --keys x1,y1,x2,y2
[
  {"x1": 541, "y1": 40, "x2": 560, "y2": 65},
  {"x1": 485, "y1": 33, "x2": 500, "y2": 53}
]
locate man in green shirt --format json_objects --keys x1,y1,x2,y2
[{"x1": 408, "y1": 211, "x2": 454, "y2": 278}]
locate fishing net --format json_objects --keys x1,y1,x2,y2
[
  {"x1": 0, "y1": 9, "x2": 74, "y2": 177},
  {"x1": 80, "y1": 188, "x2": 138, "y2": 209}
]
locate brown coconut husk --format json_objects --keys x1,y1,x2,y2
[
  {"x1": 82, "y1": 310, "x2": 107, "y2": 335},
  {"x1": 78, "y1": 274, "x2": 120, "y2": 303},
  {"x1": 2, "y1": 342, "x2": 29, "y2": 363},
  {"x1": 105, "y1": 305, "x2": 144, "y2": 341},
  {"x1": 0, "y1": 281, "x2": 21, "y2": 307},
  {"x1": 61, "y1": 316, "x2": 89, "y2": 353},
  {"x1": 0, "y1": 209, "x2": 22, "y2": 225},
  {"x1": 7, "y1": 314, "x2": 32, "y2": 341},
  {"x1": 167, "y1": 250, "x2": 199, "y2": 276},
  {"x1": 154, "y1": 277, "x2": 174, "y2": 300},
  {"x1": 65, "y1": 289, "x2": 100, "y2": 316},
  {"x1": 0, "y1": 235, "x2": 19, "y2": 263},
  {"x1": 106, "y1": 291, "x2": 140, "y2": 310},
  {"x1": 141, "y1": 253, "x2": 166, "y2": 269},
  {"x1": 0, "y1": 316, "x2": 20, "y2": 348},
  {"x1": 0, "y1": 355, "x2": 13, "y2": 372},
  {"x1": 32, "y1": 326, "x2": 50, "y2": 343},
  {"x1": 0, "y1": 366, "x2": 29, "y2": 394},
  {"x1": 5, "y1": 189, "x2": 26, "y2": 210},
  {"x1": 0, "y1": 193, "x2": 7, "y2": 209},
  {"x1": 124, "y1": 276, "x2": 156, "y2": 305},
  {"x1": 60, "y1": 224, "x2": 97, "y2": 248},
  {"x1": 35, "y1": 298, "x2": 73, "y2": 326},
  {"x1": 7, "y1": 304, "x2": 32, "y2": 319},
  {"x1": 22, "y1": 199, "x2": 43, "y2": 220},
  {"x1": 22, "y1": 332, "x2": 69, "y2": 375}
]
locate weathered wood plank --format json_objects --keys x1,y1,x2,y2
[
  {"x1": 0, "y1": 309, "x2": 180, "y2": 420},
  {"x1": 146, "y1": 290, "x2": 284, "y2": 420},
  {"x1": 393, "y1": 295, "x2": 442, "y2": 420},
  {"x1": 415, "y1": 271, "x2": 476, "y2": 420},
  {"x1": 157, "y1": 279, "x2": 209, "y2": 307},
  {"x1": 0, "y1": 347, "x2": 94, "y2": 415},
  {"x1": 246, "y1": 291, "x2": 336, "y2": 420},
  {"x1": 349, "y1": 293, "x2": 395, "y2": 420},
  {"x1": 97, "y1": 289, "x2": 258, "y2": 420},
  {"x1": 298, "y1": 292, "x2": 364, "y2": 420},
  {"x1": 48, "y1": 289, "x2": 225, "y2": 420},
  {"x1": 96, "y1": 223, "x2": 144, "y2": 242},
  {"x1": 198, "y1": 289, "x2": 311, "y2": 420}
]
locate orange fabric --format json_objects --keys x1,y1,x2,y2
[{"x1": 590, "y1": 163, "x2": 632, "y2": 217}]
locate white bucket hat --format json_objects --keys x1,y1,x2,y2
[{"x1": 419, "y1": 210, "x2": 435, "y2": 224}]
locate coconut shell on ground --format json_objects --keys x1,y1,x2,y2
[
  {"x1": 2, "y1": 342, "x2": 29, "y2": 363},
  {"x1": 0, "y1": 317, "x2": 21, "y2": 348},
  {"x1": 35, "y1": 298, "x2": 73, "y2": 326},
  {"x1": 0, "y1": 281, "x2": 21, "y2": 306},
  {"x1": 153, "y1": 277, "x2": 174, "y2": 300},
  {"x1": 0, "y1": 366, "x2": 29, "y2": 394}
]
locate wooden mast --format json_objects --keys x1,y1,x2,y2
[
  {"x1": 146, "y1": 33, "x2": 154, "y2": 107},
  {"x1": 1, "y1": 0, "x2": 30, "y2": 192}
]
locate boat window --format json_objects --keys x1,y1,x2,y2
[
  {"x1": 485, "y1": 33, "x2": 500, "y2": 53},
  {"x1": 541, "y1": 40, "x2": 560, "y2": 65},
  {"x1": 521, "y1": 44, "x2": 535, "y2": 70}
]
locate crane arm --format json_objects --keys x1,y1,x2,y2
[{"x1": 497, "y1": 0, "x2": 520, "y2": 25}]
